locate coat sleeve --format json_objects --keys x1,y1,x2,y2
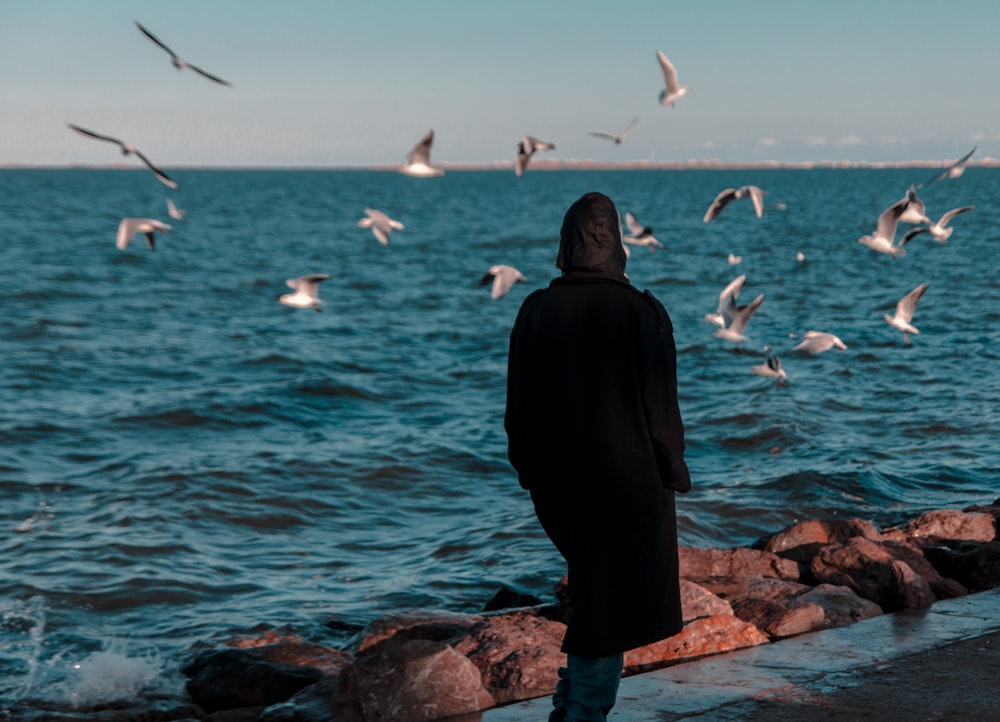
[
  {"x1": 642, "y1": 293, "x2": 692, "y2": 492},
  {"x1": 504, "y1": 302, "x2": 536, "y2": 490}
]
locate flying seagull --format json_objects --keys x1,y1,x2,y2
[
  {"x1": 515, "y1": 136, "x2": 555, "y2": 177},
  {"x1": 135, "y1": 21, "x2": 232, "y2": 86},
  {"x1": 918, "y1": 146, "x2": 976, "y2": 188},
  {"x1": 703, "y1": 186, "x2": 765, "y2": 223},
  {"x1": 750, "y1": 346, "x2": 789, "y2": 388},
  {"x1": 703, "y1": 274, "x2": 747, "y2": 327},
  {"x1": 899, "y1": 205, "x2": 975, "y2": 244},
  {"x1": 279, "y1": 274, "x2": 330, "y2": 312},
  {"x1": 478, "y1": 264, "x2": 526, "y2": 299},
  {"x1": 116, "y1": 218, "x2": 171, "y2": 251},
  {"x1": 68, "y1": 124, "x2": 178, "y2": 189},
  {"x1": 357, "y1": 208, "x2": 404, "y2": 245},
  {"x1": 656, "y1": 50, "x2": 688, "y2": 107},
  {"x1": 884, "y1": 283, "x2": 928, "y2": 345},
  {"x1": 589, "y1": 116, "x2": 638, "y2": 145},
  {"x1": 622, "y1": 212, "x2": 663, "y2": 251},
  {"x1": 399, "y1": 129, "x2": 444, "y2": 177},
  {"x1": 792, "y1": 331, "x2": 847, "y2": 354},
  {"x1": 857, "y1": 195, "x2": 913, "y2": 257},
  {"x1": 713, "y1": 292, "x2": 764, "y2": 346}
]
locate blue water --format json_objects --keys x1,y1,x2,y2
[{"x1": 2, "y1": 167, "x2": 998, "y2": 707}]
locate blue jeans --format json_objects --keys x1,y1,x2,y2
[{"x1": 549, "y1": 653, "x2": 624, "y2": 722}]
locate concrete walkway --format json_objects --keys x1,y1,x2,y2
[{"x1": 467, "y1": 586, "x2": 1000, "y2": 721}]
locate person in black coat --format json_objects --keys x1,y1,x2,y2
[{"x1": 504, "y1": 192, "x2": 691, "y2": 721}]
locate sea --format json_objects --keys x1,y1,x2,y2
[{"x1": 2, "y1": 165, "x2": 998, "y2": 710}]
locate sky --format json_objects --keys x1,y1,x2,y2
[{"x1": 3, "y1": 0, "x2": 999, "y2": 168}]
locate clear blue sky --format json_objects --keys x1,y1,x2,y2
[{"x1": 4, "y1": 0, "x2": 998, "y2": 167}]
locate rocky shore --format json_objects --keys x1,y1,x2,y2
[{"x1": 10, "y1": 501, "x2": 1000, "y2": 722}]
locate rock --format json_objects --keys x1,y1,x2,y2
[
  {"x1": 623, "y1": 615, "x2": 769, "y2": 674},
  {"x1": 679, "y1": 546, "x2": 801, "y2": 583},
  {"x1": 482, "y1": 584, "x2": 544, "y2": 612},
  {"x1": 883, "y1": 509, "x2": 996, "y2": 544},
  {"x1": 332, "y1": 638, "x2": 495, "y2": 722},
  {"x1": 809, "y1": 537, "x2": 936, "y2": 612},
  {"x1": 795, "y1": 583, "x2": 884, "y2": 628},
  {"x1": 731, "y1": 597, "x2": 825, "y2": 639},
  {"x1": 680, "y1": 579, "x2": 733, "y2": 621},
  {"x1": 224, "y1": 637, "x2": 352, "y2": 675},
  {"x1": 755, "y1": 519, "x2": 882, "y2": 562},
  {"x1": 880, "y1": 540, "x2": 968, "y2": 600},
  {"x1": 915, "y1": 539, "x2": 1000, "y2": 591},
  {"x1": 454, "y1": 609, "x2": 566, "y2": 705},
  {"x1": 183, "y1": 648, "x2": 326, "y2": 714},
  {"x1": 349, "y1": 609, "x2": 483, "y2": 654}
]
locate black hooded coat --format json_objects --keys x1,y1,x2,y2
[{"x1": 504, "y1": 192, "x2": 691, "y2": 657}]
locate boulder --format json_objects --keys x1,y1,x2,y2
[
  {"x1": 623, "y1": 615, "x2": 769, "y2": 674},
  {"x1": 183, "y1": 647, "x2": 325, "y2": 714},
  {"x1": 915, "y1": 539, "x2": 1000, "y2": 591},
  {"x1": 679, "y1": 546, "x2": 800, "y2": 583},
  {"x1": 883, "y1": 509, "x2": 996, "y2": 544},
  {"x1": 260, "y1": 675, "x2": 340, "y2": 722},
  {"x1": 332, "y1": 638, "x2": 495, "y2": 722},
  {"x1": 680, "y1": 579, "x2": 733, "y2": 621},
  {"x1": 454, "y1": 609, "x2": 566, "y2": 705},
  {"x1": 809, "y1": 537, "x2": 935, "y2": 612},
  {"x1": 794, "y1": 583, "x2": 884, "y2": 628},
  {"x1": 482, "y1": 584, "x2": 544, "y2": 612},
  {"x1": 755, "y1": 519, "x2": 882, "y2": 562},
  {"x1": 349, "y1": 609, "x2": 482, "y2": 654}
]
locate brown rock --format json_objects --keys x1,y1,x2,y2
[
  {"x1": 809, "y1": 537, "x2": 935, "y2": 612},
  {"x1": 756, "y1": 519, "x2": 882, "y2": 562},
  {"x1": 680, "y1": 579, "x2": 733, "y2": 621},
  {"x1": 731, "y1": 597, "x2": 826, "y2": 639},
  {"x1": 883, "y1": 509, "x2": 996, "y2": 544},
  {"x1": 333, "y1": 638, "x2": 495, "y2": 722},
  {"x1": 454, "y1": 609, "x2": 566, "y2": 705},
  {"x1": 623, "y1": 615, "x2": 769, "y2": 674},
  {"x1": 794, "y1": 583, "x2": 884, "y2": 628},
  {"x1": 260, "y1": 675, "x2": 340, "y2": 722},
  {"x1": 881, "y1": 540, "x2": 968, "y2": 599},
  {"x1": 349, "y1": 609, "x2": 483, "y2": 654},
  {"x1": 679, "y1": 546, "x2": 800, "y2": 583},
  {"x1": 916, "y1": 539, "x2": 1000, "y2": 591}
]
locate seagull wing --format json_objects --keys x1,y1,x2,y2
[
  {"x1": 937, "y1": 205, "x2": 976, "y2": 227},
  {"x1": 656, "y1": 50, "x2": 680, "y2": 93},
  {"x1": 895, "y1": 283, "x2": 928, "y2": 323},
  {"x1": 747, "y1": 186, "x2": 766, "y2": 218},
  {"x1": 899, "y1": 227, "x2": 929, "y2": 246},
  {"x1": 704, "y1": 188, "x2": 738, "y2": 223},
  {"x1": 116, "y1": 218, "x2": 138, "y2": 250},
  {"x1": 297, "y1": 274, "x2": 331, "y2": 298},
  {"x1": 621, "y1": 116, "x2": 639, "y2": 137},
  {"x1": 407, "y1": 130, "x2": 434, "y2": 165},
  {"x1": 919, "y1": 146, "x2": 977, "y2": 188},
  {"x1": 875, "y1": 196, "x2": 910, "y2": 241},
  {"x1": 68, "y1": 123, "x2": 125, "y2": 149},
  {"x1": 727, "y1": 294, "x2": 764, "y2": 335},
  {"x1": 131, "y1": 147, "x2": 178, "y2": 189},
  {"x1": 135, "y1": 21, "x2": 179, "y2": 62},
  {"x1": 624, "y1": 212, "x2": 645, "y2": 237},
  {"x1": 186, "y1": 62, "x2": 233, "y2": 87}
]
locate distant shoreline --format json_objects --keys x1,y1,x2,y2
[{"x1": 1, "y1": 158, "x2": 998, "y2": 172}]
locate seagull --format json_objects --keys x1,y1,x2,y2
[
  {"x1": 622, "y1": 212, "x2": 663, "y2": 251},
  {"x1": 728, "y1": 252, "x2": 743, "y2": 265},
  {"x1": 703, "y1": 274, "x2": 747, "y2": 327},
  {"x1": 796, "y1": 250, "x2": 806, "y2": 263},
  {"x1": 478, "y1": 265, "x2": 526, "y2": 299},
  {"x1": 884, "y1": 283, "x2": 928, "y2": 345},
  {"x1": 918, "y1": 146, "x2": 976, "y2": 187},
  {"x1": 713, "y1": 293, "x2": 764, "y2": 345},
  {"x1": 116, "y1": 218, "x2": 171, "y2": 251},
  {"x1": 857, "y1": 195, "x2": 913, "y2": 257},
  {"x1": 357, "y1": 208, "x2": 404, "y2": 245},
  {"x1": 703, "y1": 186, "x2": 766, "y2": 223},
  {"x1": 135, "y1": 21, "x2": 232, "y2": 86},
  {"x1": 656, "y1": 50, "x2": 689, "y2": 107},
  {"x1": 792, "y1": 331, "x2": 847, "y2": 353},
  {"x1": 166, "y1": 197, "x2": 185, "y2": 220},
  {"x1": 899, "y1": 206, "x2": 975, "y2": 244},
  {"x1": 898, "y1": 186, "x2": 931, "y2": 225},
  {"x1": 399, "y1": 129, "x2": 444, "y2": 177},
  {"x1": 589, "y1": 116, "x2": 638, "y2": 145},
  {"x1": 279, "y1": 274, "x2": 330, "y2": 312},
  {"x1": 68, "y1": 124, "x2": 178, "y2": 189},
  {"x1": 750, "y1": 346, "x2": 789, "y2": 388},
  {"x1": 515, "y1": 136, "x2": 555, "y2": 177}
]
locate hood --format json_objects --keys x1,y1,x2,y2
[{"x1": 556, "y1": 192, "x2": 627, "y2": 278}]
